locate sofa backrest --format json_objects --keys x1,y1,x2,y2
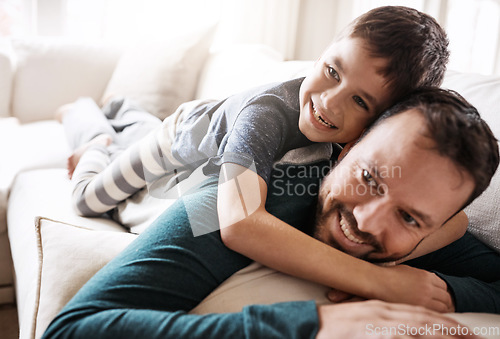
[
  {"x1": 441, "y1": 71, "x2": 500, "y2": 252},
  {"x1": 194, "y1": 44, "x2": 313, "y2": 101},
  {"x1": 0, "y1": 39, "x2": 314, "y2": 123},
  {"x1": 7, "y1": 39, "x2": 121, "y2": 123}
]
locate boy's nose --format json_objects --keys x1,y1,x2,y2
[{"x1": 321, "y1": 87, "x2": 347, "y2": 113}]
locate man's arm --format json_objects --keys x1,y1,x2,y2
[
  {"x1": 437, "y1": 275, "x2": 500, "y2": 313},
  {"x1": 45, "y1": 301, "x2": 320, "y2": 339}
]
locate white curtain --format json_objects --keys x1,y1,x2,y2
[
  {"x1": 214, "y1": 0, "x2": 301, "y2": 59},
  {"x1": 293, "y1": 0, "x2": 500, "y2": 75},
  {"x1": 1, "y1": 0, "x2": 499, "y2": 75}
]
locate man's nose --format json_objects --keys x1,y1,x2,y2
[{"x1": 353, "y1": 198, "x2": 392, "y2": 237}]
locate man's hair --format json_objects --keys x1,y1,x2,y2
[
  {"x1": 366, "y1": 87, "x2": 499, "y2": 210},
  {"x1": 338, "y1": 6, "x2": 449, "y2": 103}
]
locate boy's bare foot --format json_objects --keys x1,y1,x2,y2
[{"x1": 68, "y1": 134, "x2": 112, "y2": 179}]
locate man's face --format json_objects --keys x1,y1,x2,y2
[
  {"x1": 314, "y1": 109, "x2": 475, "y2": 262},
  {"x1": 298, "y1": 37, "x2": 393, "y2": 144}
]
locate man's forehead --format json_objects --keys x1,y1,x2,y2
[
  {"x1": 363, "y1": 109, "x2": 427, "y2": 144},
  {"x1": 352, "y1": 110, "x2": 435, "y2": 172}
]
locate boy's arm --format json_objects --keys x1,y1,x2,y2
[
  {"x1": 218, "y1": 163, "x2": 374, "y2": 293},
  {"x1": 217, "y1": 163, "x2": 451, "y2": 311}
]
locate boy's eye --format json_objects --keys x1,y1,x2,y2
[
  {"x1": 362, "y1": 169, "x2": 377, "y2": 187},
  {"x1": 399, "y1": 210, "x2": 420, "y2": 228},
  {"x1": 327, "y1": 66, "x2": 340, "y2": 82},
  {"x1": 353, "y1": 95, "x2": 368, "y2": 110}
]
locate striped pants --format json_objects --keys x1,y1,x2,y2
[{"x1": 65, "y1": 98, "x2": 212, "y2": 219}]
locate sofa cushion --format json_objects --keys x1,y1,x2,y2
[
  {"x1": 113, "y1": 187, "x2": 177, "y2": 234},
  {"x1": 442, "y1": 71, "x2": 500, "y2": 252},
  {"x1": 195, "y1": 44, "x2": 313, "y2": 100},
  {"x1": 7, "y1": 169, "x2": 124, "y2": 339},
  {"x1": 11, "y1": 39, "x2": 121, "y2": 123},
  {"x1": 33, "y1": 218, "x2": 136, "y2": 339},
  {"x1": 101, "y1": 24, "x2": 216, "y2": 120},
  {"x1": 191, "y1": 261, "x2": 329, "y2": 314}
]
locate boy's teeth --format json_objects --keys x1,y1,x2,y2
[
  {"x1": 340, "y1": 216, "x2": 365, "y2": 244},
  {"x1": 312, "y1": 104, "x2": 336, "y2": 129}
]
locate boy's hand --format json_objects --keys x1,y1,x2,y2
[
  {"x1": 327, "y1": 288, "x2": 363, "y2": 303},
  {"x1": 378, "y1": 265, "x2": 455, "y2": 313},
  {"x1": 317, "y1": 300, "x2": 478, "y2": 339}
]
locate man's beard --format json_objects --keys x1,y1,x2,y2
[{"x1": 312, "y1": 195, "x2": 416, "y2": 264}]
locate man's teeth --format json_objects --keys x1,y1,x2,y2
[
  {"x1": 340, "y1": 216, "x2": 365, "y2": 244},
  {"x1": 312, "y1": 104, "x2": 336, "y2": 129}
]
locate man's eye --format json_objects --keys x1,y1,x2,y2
[
  {"x1": 353, "y1": 95, "x2": 368, "y2": 110},
  {"x1": 327, "y1": 66, "x2": 340, "y2": 82},
  {"x1": 362, "y1": 169, "x2": 377, "y2": 187},
  {"x1": 400, "y1": 210, "x2": 419, "y2": 227}
]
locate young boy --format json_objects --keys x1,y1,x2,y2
[{"x1": 62, "y1": 6, "x2": 457, "y2": 310}]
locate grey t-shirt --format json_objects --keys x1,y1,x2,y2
[{"x1": 171, "y1": 77, "x2": 314, "y2": 184}]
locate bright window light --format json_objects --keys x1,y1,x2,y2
[
  {"x1": 446, "y1": 0, "x2": 500, "y2": 74},
  {"x1": 1, "y1": 0, "x2": 499, "y2": 75},
  {"x1": 65, "y1": 0, "x2": 223, "y2": 42}
]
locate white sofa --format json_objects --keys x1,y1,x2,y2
[{"x1": 1, "y1": 32, "x2": 500, "y2": 339}]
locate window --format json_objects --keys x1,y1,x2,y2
[{"x1": 1, "y1": 0, "x2": 499, "y2": 75}]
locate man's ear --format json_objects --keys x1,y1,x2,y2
[{"x1": 338, "y1": 139, "x2": 358, "y2": 160}]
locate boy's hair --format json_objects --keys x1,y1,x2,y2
[
  {"x1": 366, "y1": 88, "x2": 499, "y2": 211},
  {"x1": 338, "y1": 6, "x2": 449, "y2": 103}
]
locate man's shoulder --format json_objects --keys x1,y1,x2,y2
[{"x1": 266, "y1": 156, "x2": 333, "y2": 234}]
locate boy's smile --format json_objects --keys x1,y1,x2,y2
[
  {"x1": 299, "y1": 37, "x2": 393, "y2": 143},
  {"x1": 311, "y1": 102, "x2": 338, "y2": 129}
]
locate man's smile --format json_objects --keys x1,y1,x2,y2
[
  {"x1": 324, "y1": 205, "x2": 383, "y2": 259},
  {"x1": 339, "y1": 212, "x2": 365, "y2": 244}
]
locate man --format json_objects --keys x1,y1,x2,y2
[{"x1": 43, "y1": 88, "x2": 499, "y2": 338}]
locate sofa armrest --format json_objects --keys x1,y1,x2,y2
[{"x1": 0, "y1": 40, "x2": 14, "y2": 118}]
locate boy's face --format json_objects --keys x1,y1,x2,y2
[{"x1": 299, "y1": 37, "x2": 393, "y2": 143}]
